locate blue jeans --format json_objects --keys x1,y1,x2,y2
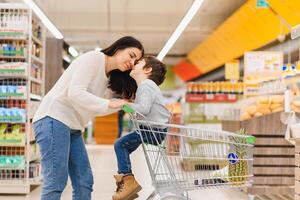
[
  {"x1": 114, "y1": 126, "x2": 167, "y2": 174},
  {"x1": 33, "y1": 116, "x2": 94, "y2": 200}
]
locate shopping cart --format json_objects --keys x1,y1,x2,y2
[{"x1": 122, "y1": 105, "x2": 256, "y2": 200}]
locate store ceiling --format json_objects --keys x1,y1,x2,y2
[{"x1": 34, "y1": 0, "x2": 245, "y2": 61}]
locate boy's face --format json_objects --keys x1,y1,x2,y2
[{"x1": 130, "y1": 59, "x2": 151, "y2": 79}]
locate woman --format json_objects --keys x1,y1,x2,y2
[{"x1": 32, "y1": 36, "x2": 144, "y2": 200}]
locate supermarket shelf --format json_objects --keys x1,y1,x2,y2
[
  {"x1": 31, "y1": 55, "x2": 44, "y2": 64},
  {"x1": 244, "y1": 93, "x2": 259, "y2": 97},
  {"x1": 0, "y1": 56, "x2": 26, "y2": 60},
  {"x1": 0, "y1": 182, "x2": 30, "y2": 194},
  {"x1": 185, "y1": 93, "x2": 239, "y2": 103},
  {"x1": 0, "y1": 96, "x2": 27, "y2": 100},
  {"x1": 0, "y1": 121, "x2": 26, "y2": 124},
  {"x1": 0, "y1": 165, "x2": 25, "y2": 170},
  {"x1": 31, "y1": 35, "x2": 43, "y2": 46},
  {"x1": 259, "y1": 90, "x2": 285, "y2": 95},
  {"x1": 0, "y1": 37, "x2": 27, "y2": 41},
  {"x1": 245, "y1": 90, "x2": 286, "y2": 96},
  {"x1": 284, "y1": 74, "x2": 300, "y2": 85},
  {"x1": 0, "y1": 3, "x2": 45, "y2": 193},
  {"x1": 29, "y1": 177, "x2": 42, "y2": 185},
  {"x1": 30, "y1": 77, "x2": 43, "y2": 84},
  {"x1": 30, "y1": 94, "x2": 42, "y2": 101},
  {"x1": 0, "y1": 74, "x2": 27, "y2": 79},
  {"x1": 0, "y1": 142, "x2": 26, "y2": 147},
  {"x1": 0, "y1": 3, "x2": 28, "y2": 9}
]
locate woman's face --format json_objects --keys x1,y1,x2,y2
[{"x1": 115, "y1": 47, "x2": 142, "y2": 71}]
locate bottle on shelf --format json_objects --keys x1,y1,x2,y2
[{"x1": 187, "y1": 82, "x2": 193, "y2": 94}]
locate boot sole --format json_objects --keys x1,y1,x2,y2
[
  {"x1": 127, "y1": 193, "x2": 139, "y2": 200},
  {"x1": 123, "y1": 185, "x2": 142, "y2": 200}
]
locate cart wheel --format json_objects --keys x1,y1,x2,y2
[{"x1": 248, "y1": 194, "x2": 255, "y2": 200}]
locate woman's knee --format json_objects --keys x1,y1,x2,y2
[{"x1": 80, "y1": 167, "x2": 94, "y2": 188}]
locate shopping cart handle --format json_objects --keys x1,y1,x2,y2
[
  {"x1": 122, "y1": 104, "x2": 135, "y2": 113},
  {"x1": 246, "y1": 136, "x2": 256, "y2": 144}
]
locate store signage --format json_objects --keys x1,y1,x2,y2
[
  {"x1": 291, "y1": 24, "x2": 300, "y2": 40},
  {"x1": 282, "y1": 63, "x2": 298, "y2": 77},
  {"x1": 244, "y1": 51, "x2": 283, "y2": 82},
  {"x1": 225, "y1": 60, "x2": 240, "y2": 80},
  {"x1": 227, "y1": 152, "x2": 238, "y2": 165},
  {"x1": 256, "y1": 0, "x2": 269, "y2": 8}
]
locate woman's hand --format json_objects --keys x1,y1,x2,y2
[{"x1": 108, "y1": 99, "x2": 128, "y2": 109}]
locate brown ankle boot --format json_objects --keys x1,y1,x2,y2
[
  {"x1": 112, "y1": 174, "x2": 142, "y2": 200},
  {"x1": 114, "y1": 175, "x2": 139, "y2": 200}
]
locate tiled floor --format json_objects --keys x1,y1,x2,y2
[{"x1": 0, "y1": 145, "x2": 249, "y2": 200}]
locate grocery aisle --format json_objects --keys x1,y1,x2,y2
[{"x1": 0, "y1": 145, "x2": 248, "y2": 200}]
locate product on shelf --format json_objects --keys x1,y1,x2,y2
[
  {"x1": 0, "y1": 62, "x2": 27, "y2": 75},
  {"x1": 291, "y1": 100, "x2": 300, "y2": 112},
  {"x1": 187, "y1": 81, "x2": 244, "y2": 95},
  {"x1": 29, "y1": 162, "x2": 41, "y2": 179},
  {"x1": 0, "y1": 107, "x2": 26, "y2": 122},
  {"x1": 0, "y1": 41, "x2": 26, "y2": 57},
  {"x1": 0, "y1": 85, "x2": 26, "y2": 98},
  {"x1": 244, "y1": 78, "x2": 286, "y2": 97},
  {"x1": 186, "y1": 81, "x2": 243, "y2": 103},
  {"x1": 30, "y1": 82, "x2": 41, "y2": 95},
  {"x1": 32, "y1": 19, "x2": 42, "y2": 40},
  {"x1": 0, "y1": 155, "x2": 25, "y2": 169},
  {"x1": 0, "y1": 13, "x2": 28, "y2": 37},
  {"x1": 31, "y1": 63, "x2": 42, "y2": 79},
  {"x1": 32, "y1": 43, "x2": 41, "y2": 58},
  {"x1": 5, "y1": 99, "x2": 26, "y2": 109},
  {"x1": 241, "y1": 95, "x2": 284, "y2": 120}
]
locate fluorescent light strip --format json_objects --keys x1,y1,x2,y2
[
  {"x1": 157, "y1": 0, "x2": 204, "y2": 61},
  {"x1": 68, "y1": 46, "x2": 79, "y2": 57},
  {"x1": 23, "y1": 0, "x2": 63, "y2": 39}
]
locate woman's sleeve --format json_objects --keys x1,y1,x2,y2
[{"x1": 67, "y1": 52, "x2": 111, "y2": 115}]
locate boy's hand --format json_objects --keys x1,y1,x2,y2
[{"x1": 108, "y1": 99, "x2": 128, "y2": 109}]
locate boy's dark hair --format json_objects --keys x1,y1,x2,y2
[
  {"x1": 143, "y1": 56, "x2": 167, "y2": 86},
  {"x1": 102, "y1": 36, "x2": 144, "y2": 99}
]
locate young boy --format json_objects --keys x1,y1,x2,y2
[{"x1": 112, "y1": 56, "x2": 170, "y2": 200}]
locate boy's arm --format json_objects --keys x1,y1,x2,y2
[{"x1": 130, "y1": 85, "x2": 154, "y2": 115}]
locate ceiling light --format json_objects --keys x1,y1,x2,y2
[
  {"x1": 157, "y1": 0, "x2": 204, "y2": 61},
  {"x1": 68, "y1": 46, "x2": 79, "y2": 57},
  {"x1": 23, "y1": 0, "x2": 63, "y2": 39}
]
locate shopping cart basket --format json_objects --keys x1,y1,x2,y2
[{"x1": 122, "y1": 105, "x2": 256, "y2": 200}]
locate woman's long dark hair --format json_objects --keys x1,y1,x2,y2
[{"x1": 101, "y1": 36, "x2": 144, "y2": 99}]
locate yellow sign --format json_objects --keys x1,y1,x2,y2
[{"x1": 225, "y1": 60, "x2": 240, "y2": 80}]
